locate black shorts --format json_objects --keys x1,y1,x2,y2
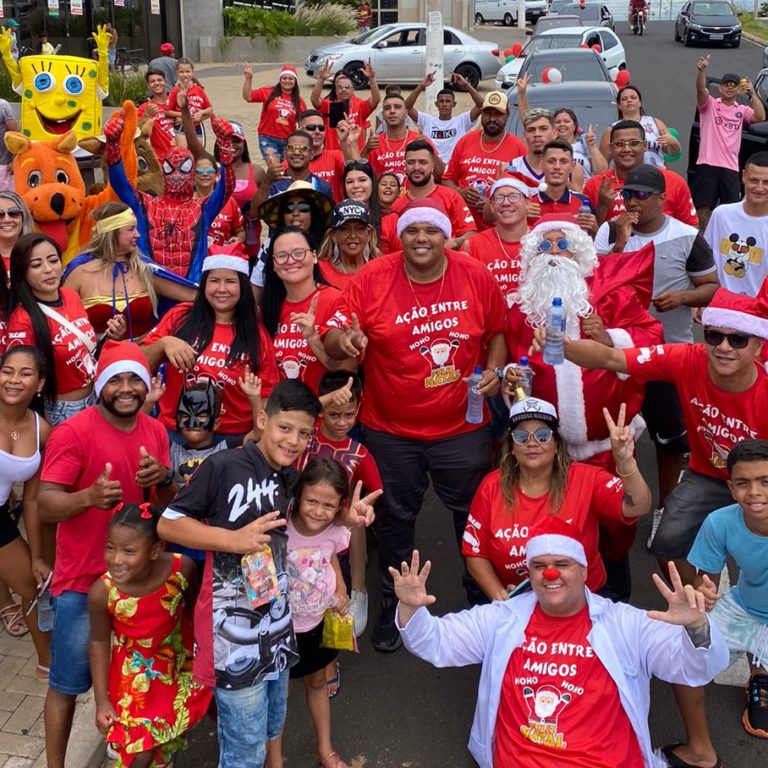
[
  {"x1": 289, "y1": 620, "x2": 338, "y2": 679},
  {"x1": 0, "y1": 502, "x2": 20, "y2": 548},
  {"x1": 692, "y1": 163, "x2": 741, "y2": 209},
  {"x1": 641, "y1": 381, "x2": 688, "y2": 453}
]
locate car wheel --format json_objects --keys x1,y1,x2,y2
[
  {"x1": 618, "y1": 62, "x2": 626, "y2": 70},
  {"x1": 475, "y1": 12, "x2": 484, "y2": 25},
  {"x1": 683, "y1": 29, "x2": 692, "y2": 47},
  {"x1": 452, "y1": 63, "x2": 481, "y2": 90},
  {"x1": 674, "y1": 24, "x2": 680, "y2": 41},
  {"x1": 503, "y1": 13, "x2": 514, "y2": 26},
  {"x1": 344, "y1": 61, "x2": 369, "y2": 90}
]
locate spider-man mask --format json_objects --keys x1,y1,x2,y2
[{"x1": 162, "y1": 148, "x2": 195, "y2": 199}]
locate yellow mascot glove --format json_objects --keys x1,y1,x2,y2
[
  {"x1": 92, "y1": 24, "x2": 111, "y2": 98},
  {"x1": 0, "y1": 28, "x2": 21, "y2": 88}
]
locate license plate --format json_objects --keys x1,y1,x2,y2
[{"x1": 710, "y1": 34, "x2": 724, "y2": 40}]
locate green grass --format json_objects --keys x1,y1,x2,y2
[{"x1": 738, "y1": 9, "x2": 768, "y2": 43}]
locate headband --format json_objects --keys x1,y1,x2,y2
[{"x1": 95, "y1": 209, "x2": 137, "y2": 234}]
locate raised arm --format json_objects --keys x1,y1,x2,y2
[
  {"x1": 311, "y1": 61, "x2": 333, "y2": 110},
  {"x1": 242, "y1": 63, "x2": 254, "y2": 102},
  {"x1": 696, "y1": 55, "x2": 710, "y2": 108},
  {"x1": 405, "y1": 72, "x2": 436, "y2": 122}
]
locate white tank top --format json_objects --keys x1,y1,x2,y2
[
  {"x1": 571, "y1": 138, "x2": 592, "y2": 179},
  {"x1": 0, "y1": 412, "x2": 42, "y2": 505}
]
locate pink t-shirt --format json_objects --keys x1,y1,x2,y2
[{"x1": 698, "y1": 95, "x2": 754, "y2": 171}]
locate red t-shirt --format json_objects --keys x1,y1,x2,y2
[
  {"x1": 143, "y1": 303, "x2": 279, "y2": 434},
  {"x1": 309, "y1": 149, "x2": 345, "y2": 202},
  {"x1": 529, "y1": 190, "x2": 591, "y2": 224},
  {"x1": 168, "y1": 84, "x2": 211, "y2": 126},
  {"x1": 379, "y1": 212, "x2": 400, "y2": 255},
  {"x1": 137, "y1": 99, "x2": 175, "y2": 163},
  {"x1": 299, "y1": 428, "x2": 383, "y2": 493},
  {"x1": 318, "y1": 260, "x2": 354, "y2": 292},
  {"x1": 495, "y1": 605, "x2": 644, "y2": 767},
  {"x1": 392, "y1": 185, "x2": 476, "y2": 240},
  {"x1": 41, "y1": 408, "x2": 170, "y2": 596},
  {"x1": 272, "y1": 284, "x2": 342, "y2": 393},
  {"x1": 321, "y1": 95, "x2": 373, "y2": 152},
  {"x1": 324, "y1": 251, "x2": 506, "y2": 439},
  {"x1": 367, "y1": 130, "x2": 423, "y2": 184},
  {"x1": 625, "y1": 343, "x2": 768, "y2": 479},
  {"x1": 6, "y1": 288, "x2": 97, "y2": 396},
  {"x1": 207, "y1": 196, "x2": 244, "y2": 247},
  {"x1": 466, "y1": 228, "x2": 522, "y2": 307},
  {"x1": 462, "y1": 464, "x2": 629, "y2": 592},
  {"x1": 583, "y1": 169, "x2": 698, "y2": 227},
  {"x1": 250, "y1": 86, "x2": 306, "y2": 140},
  {"x1": 443, "y1": 131, "x2": 527, "y2": 229}
]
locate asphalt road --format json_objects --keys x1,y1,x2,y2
[{"x1": 177, "y1": 22, "x2": 768, "y2": 768}]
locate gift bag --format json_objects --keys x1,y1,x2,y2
[
  {"x1": 321, "y1": 610, "x2": 358, "y2": 652},
  {"x1": 241, "y1": 546, "x2": 281, "y2": 608}
]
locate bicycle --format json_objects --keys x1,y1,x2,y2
[{"x1": 113, "y1": 47, "x2": 149, "y2": 74}]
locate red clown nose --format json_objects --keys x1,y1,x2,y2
[{"x1": 543, "y1": 567, "x2": 561, "y2": 581}]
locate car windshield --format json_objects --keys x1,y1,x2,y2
[
  {"x1": 531, "y1": 33, "x2": 584, "y2": 51},
  {"x1": 560, "y1": 4, "x2": 600, "y2": 18},
  {"x1": 350, "y1": 25, "x2": 396, "y2": 44},
  {"x1": 550, "y1": 0, "x2": 571, "y2": 11},
  {"x1": 522, "y1": 56, "x2": 607, "y2": 82},
  {"x1": 691, "y1": 2, "x2": 734, "y2": 14}
]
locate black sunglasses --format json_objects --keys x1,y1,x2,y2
[
  {"x1": 0, "y1": 208, "x2": 23, "y2": 219},
  {"x1": 285, "y1": 202, "x2": 312, "y2": 213},
  {"x1": 622, "y1": 189, "x2": 658, "y2": 201},
  {"x1": 302, "y1": 124, "x2": 325, "y2": 132},
  {"x1": 703, "y1": 328, "x2": 752, "y2": 349}
]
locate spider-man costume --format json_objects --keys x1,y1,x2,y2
[{"x1": 105, "y1": 114, "x2": 235, "y2": 284}]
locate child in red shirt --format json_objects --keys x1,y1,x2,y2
[{"x1": 167, "y1": 58, "x2": 213, "y2": 148}]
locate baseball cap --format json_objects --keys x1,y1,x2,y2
[
  {"x1": 7, "y1": 20, "x2": 19, "y2": 28},
  {"x1": 160, "y1": 42, "x2": 175, "y2": 55},
  {"x1": 508, "y1": 397, "x2": 559, "y2": 429},
  {"x1": 331, "y1": 199, "x2": 371, "y2": 228},
  {"x1": 721, "y1": 72, "x2": 741, "y2": 85},
  {"x1": 229, "y1": 121, "x2": 246, "y2": 140},
  {"x1": 623, "y1": 164, "x2": 665, "y2": 194},
  {"x1": 481, "y1": 91, "x2": 508, "y2": 113}
]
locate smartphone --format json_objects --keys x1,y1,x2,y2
[{"x1": 329, "y1": 99, "x2": 349, "y2": 128}]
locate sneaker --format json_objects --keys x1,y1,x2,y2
[
  {"x1": 743, "y1": 674, "x2": 768, "y2": 738},
  {"x1": 372, "y1": 601, "x2": 402, "y2": 653},
  {"x1": 646, "y1": 507, "x2": 664, "y2": 550},
  {"x1": 349, "y1": 590, "x2": 368, "y2": 637}
]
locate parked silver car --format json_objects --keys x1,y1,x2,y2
[{"x1": 304, "y1": 23, "x2": 500, "y2": 89}]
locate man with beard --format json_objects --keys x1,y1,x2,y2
[
  {"x1": 507, "y1": 109, "x2": 556, "y2": 185},
  {"x1": 583, "y1": 120, "x2": 698, "y2": 227},
  {"x1": 37, "y1": 341, "x2": 174, "y2": 768},
  {"x1": 391, "y1": 140, "x2": 476, "y2": 250},
  {"x1": 323, "y1": 198, "x2": 507, "y2": 651},
  {"x1": 443, "y1": 91, "x2": 527, "y2": 230},
  {"x1": 504, "y1": 214, "x2": 662, "y2": 599}
]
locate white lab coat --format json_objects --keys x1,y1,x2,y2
[{"x1": 399, "y1": 590, "x2": 729, "y2": 768}]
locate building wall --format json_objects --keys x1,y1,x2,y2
[{"x1": 181, "y1": 0, "x2": 224, "y2": 62}]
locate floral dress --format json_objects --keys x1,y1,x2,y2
[{"x1": 103, "y1": 554, "x2": 211, "y2": 767}]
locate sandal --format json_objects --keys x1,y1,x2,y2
[
  {"x1": 0, "y1": 602, "x2": 28, "y2": 637},
  {"x1": 661, "y1": 743, "x2": 723, "y2": 768},
  {"x1": 35, "y1": 665, "x2": 50, "y2": 681},
  {"x1": 317, "y1": 751, "x2": 349, "y2": 768},
  {"x1": 326, "y1": 661, "x2": 341, "y2": 699}
]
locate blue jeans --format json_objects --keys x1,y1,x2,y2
[
  {"x1": 213, "y1": 671, "x2": 289, "y2": 768},
  {"x1": 49, "y1": 590, "x2": 92, "y2": 695},
  {"x1": 258, "y1": 135, "x2": 286, "y2": 161},
  {"x1": 46, "y1": 392, "x2": 96, "y2": 427}
]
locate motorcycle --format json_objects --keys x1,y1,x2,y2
[{"x1": 631, "y1": 8, "x2": 647, "y2": 35}]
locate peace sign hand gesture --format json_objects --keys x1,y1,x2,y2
[
  {"x1": 344, "y1": 481, "x2": 382, "y2": 528},
  {"x1": 290, "y1": 294, "x2": 319, "y2": 341},
  {"x1": 603, "y1": 403, "x2": 635, "y2": 470},
  {"x1": 647, "y1": 561, "x2": 708, "y2": 629},
  {"x1": 339, "y1": 313, "x2": 367, "y2": 358}
]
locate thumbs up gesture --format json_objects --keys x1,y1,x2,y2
[
  {"x1": 89, "y1": 463, "x2": 123, "y2": 509},
  {"x1": 135, "y1": 446, "x2": 168, "y2": 489}
]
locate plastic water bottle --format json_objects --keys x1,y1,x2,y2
[
  {"x1": 517, "y1": 356, "x2": 534, "y2": 397},
  {"x1": 465, "y1": 365, "x2": 484, "y2": 424},
  {"x1": 37, "y1": 588, "x2": 54, "y2": 632},
  {"x1": 543, "y1": 298, "x2": 565, "y2": 366}
]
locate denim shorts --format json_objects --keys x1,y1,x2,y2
[
  {"x1": 46, "y1": 392, "x2": 96, "y2": 427},
  {"x1": 49, "y1": 590, "x2": 92, "y2": 696},
  {"x1": 258, "y1": 135, "x2": 286, "y2": 161},
  {"x1": 213, "y1": 670, "x2": 289, "y2": 767},
  {"x1": 710, "y1": 588, "x2": 768, "y2": 669}
]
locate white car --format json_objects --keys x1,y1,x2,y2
[
  {"x1": 304, "y1": 23, "x2": 500, "y2": 89},
  {"x1": 474, "y1": 0, "x2": 548, "y2": 26},
  {"x1": 494, "y1": 25, "x2": 626, "y2": 89}
]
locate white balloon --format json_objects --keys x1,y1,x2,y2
[{"x1": 548, "y1": 68, "x2": 563, "y2": 84}]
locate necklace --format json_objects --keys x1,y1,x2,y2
[
  {"x1": 404, "y1": 258, "x2": 447, "y2": 309},
  {"x1": 386, "y1": 131, "x2": 410, "y2": 154},
  {"x1": 479, "y1": 131, "x2": 503, "y2": 155},
  {"x1": 6, "y1": 410, "x2": 29, "y2": 441},
  {"x1": 494, "y1": 227, "x2": 520, "y2": 255}
]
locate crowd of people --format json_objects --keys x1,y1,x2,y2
[{"x1": 1, "y1": 22, "x2": 768, "y2": 768}]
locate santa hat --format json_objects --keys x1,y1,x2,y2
[
  {"x1": 528, "y1": 213, "x2": 581, "y2": 240},
  {"x1": 490, "y1": 172, "x2": 545, "y2": 199},
  {"x1": 279, "y1": 65, "x2": 298, "y2": 80},
  {"x1": 202, "y1": 242, "x2": 249, "y2": 276},
  {"x1": 525, "y1": 518, "x2": 587, "y2": 568},
  {"x1": 94, "y1": 341, "x2": 151, "y2": 399},
  {"x1": 396, "y1": 198, "x2": 452, "y2": 239},
  {"x1": 701, "y1": 288, "x2": 768, "y2": 340}
]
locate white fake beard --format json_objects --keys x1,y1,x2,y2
[{"x1": 512, "y1": 254, "x2": 593, "y2": 328}]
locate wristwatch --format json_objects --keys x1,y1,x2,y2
[{"x1": 156, "y1": 468, "x2": 174, "y2": 488}]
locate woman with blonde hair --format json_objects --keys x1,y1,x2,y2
[
  {"x1": 63, "y1": 202, "x2": 195, "y2": 339},
  {"x1": 0, "y1": 192, "x2": 33, "y2": 275}
]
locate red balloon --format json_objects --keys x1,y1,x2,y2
[
  {"x1": 542, "y1": 67, "x2": 552, "y2": 84},
  {"x1": 615, "y1": 69, "x2": 631, "y2": 88},
  {"x1": 579, "y1": 43, "x2": 589, "y2": 48},
  {"x1": 591, "y1": 44, "x2": 602, "y2": 53},
  {"x1": 504, "y1": 47, "x2": 513, "y2": 57},
  {"x1": 512, "y1": 42, "x2": 523, "y2": 56}
]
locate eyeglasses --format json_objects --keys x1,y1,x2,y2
[
  {"x1": 195, "y1": 168, "x2": 216, "y2": 175},
  {"x1": 302, "y1": 124, "x2": 325, "y2": 132},
  {"x1": 336, "y1": 83, "x2": 354, "y2": 91},
  {"x1": 285, "y1": 202, "x2": 312, "y2": 214},
  {"x1": 621, "y1": 189, "x2": 658, "y2": 201},
  {"x1": 286, "y1": 144, "x2": 311, "y2": 154},
  {"x1": 537, "y1": 238, "x2": 571, "y2": 253},
  {"x1": 491, "y1": 191, "x2": 524, "y2": 204},
  {"x1": 273, "y1": 247, "x2": 312, "y2": 265},
  {"x1": 610, "y1": 139, "x2": 645, "y2": 150},
  {"x1": 0, "y1": 208, "x2": 23, "y2": 219},
  {"x1": 510, "y1": 427, "x2": 554, "y2": 445},
  {"x1": 703, "y1": 328, "x2": 752, "y2": 349}
]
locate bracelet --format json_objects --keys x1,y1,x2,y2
[
  {"x1": 156, "y1": 468, "x2": 174, "y2": 488},
  {"x1": 616, "y1": 461, "x2": 638, "y2": 478}
]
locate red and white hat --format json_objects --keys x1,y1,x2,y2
[
  {"x1": 525, "y1": 517, "x2": 587, "y2": 568},
  {"x1": 279, "y1": 65, "x2": 298, "y2": 80},
  {"x1": 94, "y1": 340, "x2": 151, "y2": 399},
  {"x1": 701, "y1": 287, "x2": 768, "y2": 340},
  {"x1": 396, "y1": 198, "x2": 452, "y2": 239},
  {"x1": 528, "y1": 213, "x2": 581, "y2": 240},
  {"x1": 203, "y1": 242, "x2": 249, "y2": 276},
  {"x1": 490, "y1": 172, "x2": 544, "y2": 199}
]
